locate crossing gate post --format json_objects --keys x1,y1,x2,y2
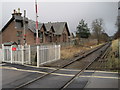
[
  {"x1": 2, "y1": 44, "x2": 4, "y2": 62},
  {"x1": 11, "y1": 45, "x2": 13, "y2": 63},
  {"x1": 37, "y1": 46, "x2": 40, "y2": 67},
  {"x1": 22, "y1": 46, "x2": 24, "y2": 65},
  {"x1": 28, "y1": 45, "x2": 31, "y2": 64}
]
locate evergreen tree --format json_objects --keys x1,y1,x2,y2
[{"x1": 76, "y1": 19, "x2": 90, "y2": 39}]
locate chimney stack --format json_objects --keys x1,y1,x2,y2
[
  {"x1": 12, "y1": 8, "x2": 23, "y2": 30},
  {"x1": 12, "y1": 8, "x2": 22, "y2": 17}
]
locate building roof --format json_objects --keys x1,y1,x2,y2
[
  {"x1": 45, "y1": 22, "x2": 70, "y2": 36},
  {"x1": 1, "y1": 16, "x2": 14, "y2": 32},
  {"x1": 1, "y1": 16, "x2": 45, "y2": 34},
  {"x1": 44, "y1": 23, "x2": 52, "y2": 31},
  {"x1": 28, "y1": 20, "x2": 45, "y2": 33},
  {"x1": 52, "y1": 22, "x2": 65, "y2": 35},
  {"x1": 1, "y1": 14, "x2": 70, "y2": 36},
  {"x1": 3, "y1": 42, "x2": 18, "y2": 46}
]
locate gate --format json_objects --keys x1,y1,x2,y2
[
  {"x1": 12, "y1": 45, "x2": 22, "y2": 64},
  {"x1": 2, "y1": 45, "x2": 11, "y2": 63},
  {"x1": 2, "y1": 45, "x2": 31, "y2": 64}
]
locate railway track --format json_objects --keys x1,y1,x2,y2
[
  {"x1": 88, "y1": 42, "x2": 111, "y2": 70},
  {"x1": 9, "y1": 42, "x2": 111, "y2": 90},
  {"x1": 59, "y1": 42, "x2": 111, "y2": 89}
]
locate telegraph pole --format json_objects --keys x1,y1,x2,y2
[
  {"x1": 35, "y1": 0, "x2": 39, "y2": 44},
  {"x1": 23, "y1": 10, "x2": 26, "y2": 45}
]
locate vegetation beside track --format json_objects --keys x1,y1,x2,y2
[
  {"x1": 106, "y1": 39, "x2": 120, "y2": 72},
  {"x1": 61, "y1": 43, "x2": 103, "y2": 60},
  {"x1": 87, "y1": 41, "x2": 119, "y2": 72}
]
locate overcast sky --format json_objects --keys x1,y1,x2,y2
[{"x1": 1, "y1": 1, "x2": 118, "y2": 36}]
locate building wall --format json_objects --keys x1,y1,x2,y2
[
  {"x1": 56, "y1": 35, "x2": 60, "y2": 42},
  {"x1": 22, "y1": 26, "x2": 47, "y2": 45},
  {"x1": 26, "y1": 29, "x2": 35, "y2": 45},
  {"x1": 43, "y1": 28, "x2": 55, "y2": 43},
  {"x1": 60, "y1": 26, "x2": 69, "y2": 42},
  {"x1": 49, "y1": 29, "x2": 54, "y2": 43},
  {"x1": 2, "y1": 21, "x2": 37, "y2": 45},
  {"x1": 2, "y1": 21, "x2": 20, "y2": 44},
  {"x1": 25, "y1": 26, "x2": 48, "y2": 45}
]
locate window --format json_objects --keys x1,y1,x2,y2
[
  {"x1": 17, "y1": 31, "x2": 22, "y2": 37},
  {"x1": 63, "y1": 34, "x2": 67, "y2": 42},
  {"x1": 40, "y1": 32, "x2": 43, "y2": 43},
  {"x1": 49, "y1": 36, "x2": 52, "y2": 42},
  {"x1": 18, "y1": 40, "x2": 20, "y2": 45}
]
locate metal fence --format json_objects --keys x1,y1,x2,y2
[
  {"x1": 37, "y1": 45, "x2": 60, "y2": 67},
  {"x1": 2, "y1": 45, "x2": 11, "y2": 63},
  {"x1": 0, "y1": 48, "x2": 2, "y2": 63},
  {"x1": 38, "y1": 41, "x2": 74, "y2": 48},
  {"x1": 2, "y1": 45, "x2": 31, "y2": 64},
  {"x1": 56, "y1": 41, "x2": 74, "y2": 47},
  {"x1": 2, "y1": 44, "x2": 60, "y2": 67}
]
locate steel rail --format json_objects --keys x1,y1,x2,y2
[
  {"x1": 82, "y1": 42, "x2": 111, "y2": 89},
  {"x1": 98, "y1": 42, "x2": 111, "y2": 70},
  {"x1": 90, "y1": 43, "x2": 111, "y2": 70}
]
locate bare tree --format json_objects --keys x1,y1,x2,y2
[{"x1": 92, "y1": 18, "x2": 104, "y2": 44}]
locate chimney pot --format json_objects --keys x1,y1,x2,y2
[
  {"x1": 18, "y1": 8, "x2": 20, "y2": 13},
  {"x1": 13, "y1": 9, "x2": 16, "y2": 14}
]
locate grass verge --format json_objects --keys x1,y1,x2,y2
[
  {"x1": 61, "y1": 43, "x2": 102, "y2": 60},
  {"x1": 106, "y1": 39, "x2": 120, "y2": 72}
]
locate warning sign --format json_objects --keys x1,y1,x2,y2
[{"x1": 12, "y1": 47, "x2": 16, "y2": 51}]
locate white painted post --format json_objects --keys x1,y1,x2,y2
[
  {"x1": 48, "y1": 46, "x2": 50, "y2": 61},
  {"x1": 37, "y1": 46, "x2": 39, "y2": 67},
  {"x1": 41, "y1": 46, "x2": 45, "y2": 63},
  {"x1": 2, "y1": 44, "x2": 4, "y2": 62},
  {"x1": 55, "y1": 45, "x2": 56, "y2": 60},
  {"x1": 11, "y1": 45, "x2": 13, "y2": 63},
  {"x1": 58, "y1": 45, "x2": 60, "y2": 59},
  {"x1": 22, "y1": 46, "x2": 24, "y2": 65},
  {"x1": 48, "y1": 46, "x2": 50, "y2": 62},
  {"x1": 28, "y1": 45, "x2": 31, "y2": 64}
]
